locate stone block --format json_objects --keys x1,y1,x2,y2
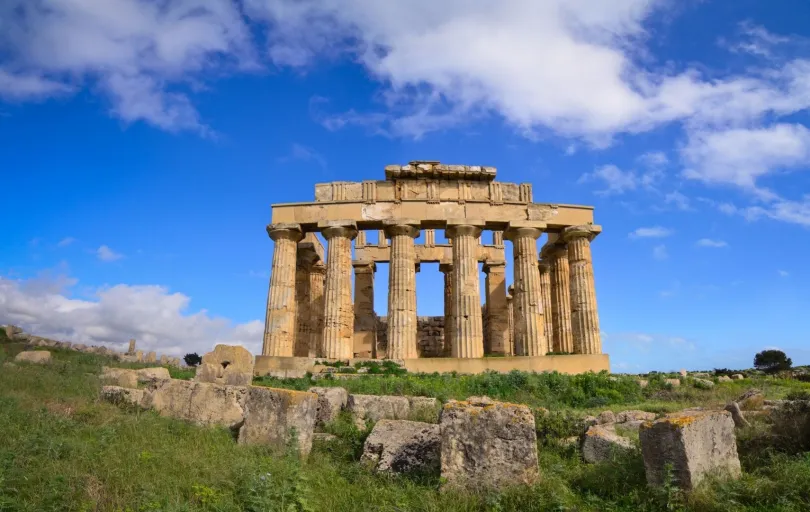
[
  {"x1": 197, "y1": 345, "x2": 255, "y2": 386},
  {"x1": 439, "y1": 396, "x2": 539, "y2": 490},
  {"x1": 14, "y1": 351, "x2": 51, "y2": 364},
  {"x1": 136, "y1": 367, "x2": 171, "y2": 383},
  {"x1": 100, "y1": 367, "x2": 139, "y2": 389},
  {"x1": 347, "y1": 394, "x2": 410, "y2": 429},
  {"x1": 737, "y1": 389, "x2": 764, "y2": 410},
  {"x1": 718, "y1": 375, "x2": 732, "y2": 383},
  {"x1": 616, "y1": 410, "x2": 657, "y2": 423},
  {"x1": 149, "y1": 379, "x2": 247, "y2": 429},
  {"x1": 308, "y1": 386, "x2": 348, "y2": 426},
  {"x1": 597, "y1": 410, "x2": 616, "y2": 424},
  {"x1": 100, "y1": 385, "x2": 150, "y2": 408},
  {"x1": 361, "y1": 419, "x2": 441, "y2": 475},
  {"x1": 408, "y1": 396, "x2": 440, "y2": 421},
  {"x1": 581, "y1": 424, "x2": 635, "y2": 463},
  {"x1": 731, "y1": 374, "x2": 745, "y2": 380},
  {"x1": 238, "y1": 387, "x2": 317, "y2": 457},
  {"x1": 639, "y1": 410, "x2": 741, "y2": 489},
  {"x1": 665, "y1": 378, "x2": 681, "y2": 387}
]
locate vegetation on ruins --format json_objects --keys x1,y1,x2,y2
[
  {"x1": 184, "y1": 352, "x2": 202, "y2": 367},
  {"x1": 754, "y1": 349, "x2": 793, "y2": 374},
  {"x1": 2, "y1": 337, "x2": 810, "y2": 511}
]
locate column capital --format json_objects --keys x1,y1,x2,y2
[
  {"x1": 383, "y1": 218, "x2": 420, "y2": 238},
  {"x1": 504, "y1": 221, "x2": 546, "y2": 241},
  {"x1": 352, "y1": 260, "x2": 376, "y2": 274},
  {"x1": 540, "y1": 242, "x2": 567, "y2": 259},
  {"x1": 538, "y1": 259, "x2": 551, "y2": 273},
  {"x1": 318, "y1": 220, "x2": 358, "y2": 240},
  {"x1": 266, "y1": 223, "x2": 303, "y2": 242},
  {"x1": 446, "y1": 218, "x2": 485, "y2": 238},
  {"x1": 562, "y1": 224, "x2": 602, "y2": 242},
  {"x1": 310, "y1": 262, "x2": 327, "y2": 275},
  {"x1": 439, "y1": 263, "x2": 454, "y2": 274}
]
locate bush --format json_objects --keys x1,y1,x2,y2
[
  {"x1": 184, "y1": 352, "x2": 202, "y2": 367},
  {"x1": 754, "y1": 350, "x2": 792, "y2": 374}
]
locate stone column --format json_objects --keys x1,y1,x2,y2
[
  {"x1": 439, "y1": 263, "x2": 454, "y2": 357},
  {"x1": 127, "y1": 339, "x2": 136, "y2": 355},
  {"x1": 446, "y1": 221, "x2": 484, "y2": 358},
  {"x1": 543, "y1": 243, "x2": 574, "y2": 353},
  {"x1": 293, "y1": 260, "x2": 311, "y2": 357},
  {"x1": 384, "y1": 220, "x2": 420, "y2": 359},
  {"x1": 538, "y1": 260, "x2": 554, "y2": 350},
  {"x1": 308, "y1": 262, "x2": 326, "y2": 357},
  {"x1": 564, "y1": 225, "x2": 602, "y2": 354},
  {"x1": 483, "y1": 260, "x2": 509, "y2": 355},
  {"x1": 262, "y1": 223, "x2": 303, "y2": 357},
  {"x1": 353, "y1": 260, "x2": 376, "y2": 358},
  {"x1": 505, "y1": 222, "x2": 547, "y2": 357},
  {"x1": 506, "y1": 286, "x2": 515, "y2": 356},
  {"x1": 319, "y1": 221, "x2": 357, "y2": 359}
]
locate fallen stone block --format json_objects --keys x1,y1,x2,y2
[
  {"x1": 731, "y1": 374, "x2": 745, "y2": 380},
  {"x1": 149, "y1": 379, "x2": 247, "y2": 429},
  {"x1": 693, "y1": 378, "x2": 715, "y2": 389},
  {"x1": 724, "y1": 402, "x2": 750, "y2": 429},
  {"x1": 597, "y1": 410, "x2": 616, "y2": 424},
  {"x1": 616, "y1": 410, "x2": 657, "y2": 423},
  {"x1": 347, "y1": 394, "x2": 410, "y2": 429},
  {"x1": 100, "y1": 385, "x2": 150, "y2": 409},
  {"x1": 737, "y1": 389, "x2": 765, "y2": 410},
  {"x1": 308, "y1": 386, "x2": 348, "y2": 426},
  {"x1": 197, "y1": 344, "x2": 255, "y2": 386},
  {"x1": 361, "y1": 419, "x2": 441, "y2": 475},
  {"x1": 665, "y1": 378, "x2": 681, "y2": 387},
  {"x1": 581, "y1": 424, "x2": 635, "y2": 463},
  {"x1": 100, "y1": 367, "x2": 138, "y2": 389},
  {"x1": 136, "y1": 367, "x2": 171, "y2": 383},
  {"x1": 440, "y1": 396, "x2": 539, "y2": 490},
  {"x1": 717, "y1": 376, "x2": 732, "y2": 383},
  {"x1": 639, "y1": 410, "x2": 741, "y2": 489},
  {"x1": 408, "y1": 396, "x2": 440, "y2": 421},
  {"x1": 14, "y1": 351, "x2": 51, "y2": 364},
  {"x1": 238, "y1": 386, "x2": 317, "y2": 457}
]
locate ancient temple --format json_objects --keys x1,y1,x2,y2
[{"x1": 257, "y1": 162, "x2": 609, "y2": 375}]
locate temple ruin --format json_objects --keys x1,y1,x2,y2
[{"x1": 257, "y1": 162, "x2": 609, "y2": 375}]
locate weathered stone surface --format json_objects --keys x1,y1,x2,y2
[
  {"x1": 197, "y1": 345, "x2": 255, "y2": 386},
  {"x1": 616, "y1": 410, "x2": 657, "y2": 423},
  {"x1": 639, "y1": 410, "x2": 741, "y2": 489},
  {"x1": 440, "y1": 396, "x2": 539, "y2": 490},
  {"x1": 447, "y1": 223, "x2": 485, "y2": 357},
  {"x1": 308, "y1": 386, "x2": 348, "y2": 426},
  {"x1": 717, "y1": 375, "x2": 732, "y2": 383},
  {"x1": 597, "y1": 410, "x2": 616, "y2": 424},
  {"x1": 238, "y1": 386, "x2": 317, "y2": 457},
  {"x1": 14, "y1": 351, "x2": 51, "y2": 364},
  {"x1": 321, "y1": 223, "x2": 357, "y2": 359},
  {"x1": 724, "y1": 402, "x2": 750, "y2": 428},
  {"x1": 408, "y1": 396, "x2": 440, "y2": 421},
  {"x1": 263, "y1": 225, "x2": 303, "y2": 357},
  {"x1": 100, "y1": 385, "x2": 150, "y2": 408},
  {"x1": 100, "y1": 367, "x2": 138, "y2": 388},
  {"x1": 150, "y1": 379, "x2": 247, "y2": 429},
  {"x1": 665, "y1": 378, "x2": 681, "y2": 387},
  {"x1": 693, "y1": 378, "x2": 715, "y2": 389},
  {"x1": 731, "y1": 374, "x2": 745, "y2": 380},
  {"x1": 361, "y1": 419, "x2": 441, "y2": 474},
  {"x1": 563, "y1": 226, "x2": 601, "y2": 354},
  {"x1": 136, "y1": 367, "x2": 171, "y2": 383},
  {"x1": 737, "y1": 389, "x2": 765, "y2": 410},
  {"x1": 347, "y1": 394, "x2": 410, "y2": 429},
  {"x1": 581, "y1": 424, "x2": 635, "y2": 463}
]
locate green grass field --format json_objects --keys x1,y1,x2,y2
[{"x1": 2, "y1": 334, "x2": 810, "y2": 511}]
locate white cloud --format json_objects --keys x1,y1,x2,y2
[
  {"x1": 696, "y1": 238, "x2": 728, "y2": 248},
  {"x1": 0, "y1": 273, "x2": 262, "y2": 357},
  {"x1": 664, "y1": 191, "x2": 691, "y2": 211},
  {"x1": 652, "y1": 244, "x2": 668, "y2": 260},
  {"x1": 278, "y1": 143, "x2": 328, "y2": 170},
  {"x1": 629, "y1": 226, "x2": 672, "y2": 238},
  {"x1": 57, "y1": 237, "x2": 76, "y2": 248},
  {"x1": 578, "y1": 164, "x2": 639, "y2": 195},
  {"x1": 778, "y1": 270, "x2": 789, "y2": 277},
  {"x1": 97, "y1": 245, "x2": 123, "y2": 262}
]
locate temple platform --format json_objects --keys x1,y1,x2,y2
[{"x1": 254, "y1": 354, "x2": 610, "y2": 377}]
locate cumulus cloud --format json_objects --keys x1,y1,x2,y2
[
  {"x1": 629, "y1": 226, "x2": 672, "y2": 238},
  {"x1": 696, "y1": 238, "x2": 728, "y2": 248},
  {"x1": 0, "y1": 273, "x2": 262, "y2": 356},
  {"x1": 97, "y1": 245, "x2": 123, "y2": 262}
]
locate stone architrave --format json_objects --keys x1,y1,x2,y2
[
  {"x1": 384, "y1": 220, "x2": 420, "y2": 360},
  {"x1": 538, "y1": 261, "x2": 554, "y2": 348},
  {"x1": 353, "y1": 260, "x2": 377, "y2": 358},
  {"x1": 439, "y1": 263, "x2": 454, "y2": 357},
  {"x1": 563, "y1": 225, "x2": 602, "y2": 354},
  {"x1": 543, "y1": 243, "x2": 574, "y2": 353},
  {"x1": 308, "y1": 262, "x2": 326, "y2": 357},
  {"x1": 446, "y1": 221, "x2": 485, "y2": 358},
  {"x1": 197, "y1": 344, "x2": 255, "y2": 386},
  {"x1": 238, "y1": 387, "x2": 318, "y2": 457},
  {"x1": 505, "y1": 221, "x2": 547, "y2": 356},
  {"x1": 127, "y1": 339, "x2": 136, "y2": 355},
  {"x1": 639, "y1": 410, "x2": 741, "y2": 490},
  {"x1": 320, "y1": 221, "x2": 358, "y2": 359},
  {"x1": 263, "y1": 223, "x2": 304, "y2": 357},
  {"x1": 440, "y1": 397, "x2": 539, "y2": 489},
  {"x1": 483, "y1": 261, "x2": 509, "y2": 356}
]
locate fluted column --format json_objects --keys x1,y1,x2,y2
[
  {"x1": 439, "y1": 263, "x2": 454, "y2": 357},
  {"x1": 543, "y1": 243, "x2": 574, "y2": 353},
  {"x1": 308, "y1": 262, "x2": 326, "y2": 357},
  {"x1": 505, "y1": 222, "x2": 547, "y2": 356},
  {"x1": 353, "y1": 260, "x2": 377, "y2": 358},
  {"x1": 484, "y1": 260, "x2": 509, "y2": 355},
  {"x1": 446, "y1": 221, "x2": 484, "y2": 358},
  {"x1": 564, "y1": 225, "x2": 602, "y2": 354},
  {"x1": 538, "y1": 260, "x2": 554, "y2": 350},
  {"x1": 506, "y1": 286, "x2": 515, "y2": 356},
  {"x1": 293, "y1": 260, "x2": 311, "y2": 356},
  {"x1": 263, "y1": 223, "x2": 303, "y2": 356},
  {"x1": 320, "y1": 221, "x2": 358, "y2": 359},
  {"x1": 384, "y1": 220, "x2": 420, "y2": 359}
]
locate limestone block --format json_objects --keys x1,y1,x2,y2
[
  {"x1": 724, "y1": 402, "x2": 750, "y2": 428},
  {"x1": 136, "y1": 367, "x2": 171, "y2": 383},
  {"x1": 347, "y1": 394, "x2": 410, "y2": 429},
  {"x1": 693, "y1": 378, "x2": 714, "y2": 389},
  {"x1": 4, "y1": 325, "x2": 22, "y2": 339},
  {"x1": 581, "y1": 425, "x2": 635, "y2": 463},
  {"x1": 308, "y1": 386, "x2": 348, "y2": 426},
  {"x1": 731, "y1": 374, "x2": 745, "y2": 380},
  {"x1": 597, "y1": 411, "x2": 616, "y2": 424},
  {"x1": 14, "y1": 351, "x2": 51, "y2": 364},
  {"x1": 439, "y1": 396, "x2": 539, "y2": 490},
  {"x1": 408, "y1": 396, "x2": 440, "y2": 422},
  {"x1": 201, "y1": 344, "x2": 254, "y2": 373},
  {"x1": 737, "y1": 389, "x2": 765, "y2": 410},
  {"x1": 238, "y1": 386, "x2": 318, "y2": 457},
  {"x1": 639, "y1": 410, "x2": 741, "y2": 489},
  {"x1": 100, "y1": 385, "x2": 150, "y2": 408},
  {"x1": 616, "y1": 410, "x2": 657, "y2": 423},
  {"x1": 665, "y1": 378, "x2": 681, "y2": 387},
  {"x1": 100, "y1": 367, "x2": 139, "y2": 389},
  {"x1": 361, "y1": 419, "x2": 441, "y2": 475},
  {"x1": 718, "y1": 375, "x2": 732, "y2": 383},
  {"x1": 149, "y1": 379, "x2": 247, "y2": 429},
  {"x1": 74, "y1": 344, "x2": 88, "y2": 352}
]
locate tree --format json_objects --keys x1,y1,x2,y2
[
  {"x1": 183, "y1": 352, "x2": 202, "y2": 367},
  {"x1": 754, "y1": 349, "x2": 792, "y2": 374}
]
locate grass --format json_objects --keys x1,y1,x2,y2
[{"x1": 1, "y1": 338, "x2": 810, "y2": 511}]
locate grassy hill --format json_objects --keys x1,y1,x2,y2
[{"x1": 1, "y1": 334, "x2": 810, "y2": 511}]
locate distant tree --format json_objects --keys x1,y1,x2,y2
[
  {"x1": 754, "y1": 350, "x2": 792, "y2": 374},
  {"x1": 183, "y1": 353, "x2": 202, "y2": 367}
]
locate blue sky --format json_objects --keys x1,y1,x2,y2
[{"x1": 1, "y1": 0, "x2": 809, "y2": 372}]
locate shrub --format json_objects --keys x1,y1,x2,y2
[
  {"x1": 754, "y1": 350, "x2": 792, "y2": 374},
  {"x1": 183, "y1": 353, "x2": 202, "y2": 367}
]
